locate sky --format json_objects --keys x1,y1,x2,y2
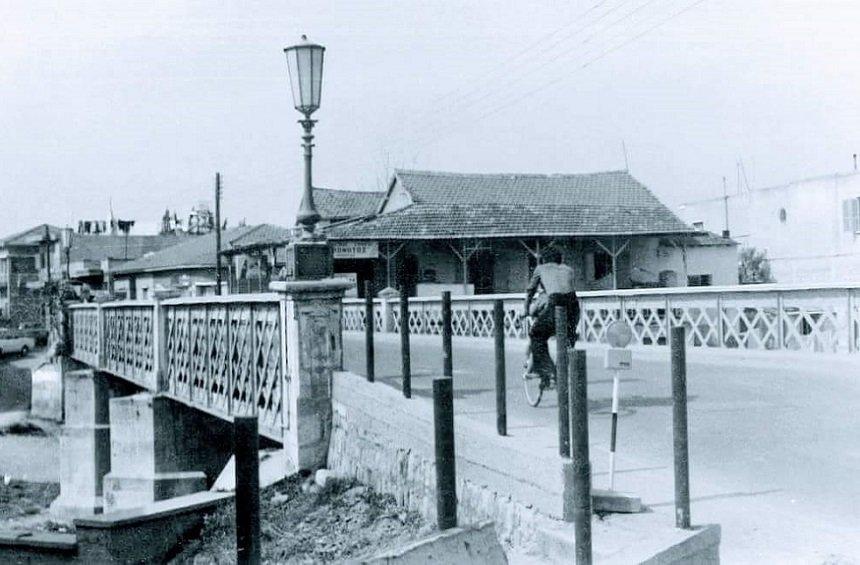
[{"x1": 1, "y1": 0, "x2": 859, "y2": 235}]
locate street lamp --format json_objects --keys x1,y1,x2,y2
[
  {"x1": 279, "y1": 35, "x2": 332, "y2": 281},
  {"x1": 284, "y1": 35, "x2": 325, "y2": 238}
]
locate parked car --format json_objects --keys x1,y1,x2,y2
[
  {"x1": 17, "y1": 322, "x2": 48, "y2": 346},
  {"x1": 0, "y1": 330, "x2": 35, "y2": 357}
]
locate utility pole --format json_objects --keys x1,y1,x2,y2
[
  {"x1": 215, "y1": 172, "x2": 223, "y2": 295},
  {"x1": 722, "y1": 176, "x2": 730, "y2": 237}
]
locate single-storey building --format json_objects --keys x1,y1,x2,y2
[
  {"x1": 325, "y1": 169, "x2": 738, "y2": 297},
  {"x1": 113, "y1": 226, "x2": 259, "y2": 299}
]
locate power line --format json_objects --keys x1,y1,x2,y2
[
  {"x1": 406, "y1": 0, "x2": 638, "y2": 133},
  {"x1": 405, "y1": 0, "x2": 669, "y2": 149},
  {"x1": 412, "y1": 0, "x2": 707, "y2": 151}
]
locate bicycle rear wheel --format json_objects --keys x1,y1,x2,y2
[{"x1": 523, "y1": 371, "x2": 543, "y2": 407}]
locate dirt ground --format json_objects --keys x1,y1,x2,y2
[
  {"x1": 174, "y1": 474, "x2": 432, "y2": 564},
  {"x1": 0, "y1": 480, "x2": 59, "y2": 524}
]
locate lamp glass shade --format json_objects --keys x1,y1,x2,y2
[{"x1": 284, "y1": 37, "x2": 325, "y2": 115}]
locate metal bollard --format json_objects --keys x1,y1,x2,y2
[
  {"x1": 400, "y1": 291, "x2": 411, "y2": 398},
  {"x1": 442, "y1": 291, "x2": 453, "y2": 377},
  {"x1": 493, "y1": 300, "x2": 507, "y2": 436},
  {"x1": 569, "y1": 349, "x2": 592, "y2": 564},
  {"x1": 671, "y1": 326, "x2": 692, "y2": 529},
  {"x1": 433, "y1": 377, "x2": 457, "y2": 530},
  {"x1": 556, "y1": 305, "x2": 571, "y2": 457},
  {"x1": 234, "y1": 416, "x2": 261, "y2": 565},
  {"x1": 364, "y1": 281, "x2": 374, "y2": 383}
]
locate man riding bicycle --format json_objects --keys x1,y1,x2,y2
[{"x1": 523, "y1": 248, "x2": 580, "y2": 381}]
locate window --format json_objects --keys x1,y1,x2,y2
[
  {"x1": 843, "y1": 197, "x2": 860, "y2": 233},
  {"x1": 593, "y1": 250, "x2": 613, "y2": 280},
  {"x1": 687, "y1": 274, "x2": 712, "y2": 287},
  {"x1": 692, "y1": 221, "x2": 704, "y2": 231}
]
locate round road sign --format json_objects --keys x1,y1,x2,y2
[{"x1": 605, "y1": 321, "x2": 633, "y2": 348}]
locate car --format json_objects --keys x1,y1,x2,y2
[
  {"x1": 17, "y1": 322, "x2": 49, "y2": 346},
  {"x1": 0, "y1": 330, "x2": 36, "y2": 357}
]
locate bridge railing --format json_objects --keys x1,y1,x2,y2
[
  {"x1": 343, "y1": 283, "x2": 860, "y2": 354},
  {"x1": 69, "y1": 294, "x2": 288, "y2": 440}
]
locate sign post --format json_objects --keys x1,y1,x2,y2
[{"x1": 604, "y1": 321, "x2": 632, "y2": 491}]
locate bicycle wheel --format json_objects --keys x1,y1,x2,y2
[{"x1": 523, "y1": 371, "x2": 544, "y2": 407}]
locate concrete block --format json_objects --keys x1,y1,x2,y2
[
  {"x1": 591, "y1": 488, "x2": 643, "y2": 514},
  {"x1": 30, "y1": 362, "x2": 63, "y2": 421},
  {"x1": 50, "y1": 425, "x2": 111, "y2": 521},
  {"x1": 103, "y1": 471, "x2": 207, "y2": 512},
  {"x1": 63, "y1": 370, "x2": 109, "y2": 426},
  {"x1": 314, "y1": 468, "x2": 338, "y2": 488},
  {"x1": 75, "y1": 491, "x2": 232, "y2": 563}
]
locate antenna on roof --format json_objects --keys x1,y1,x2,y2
[
  {"x1": 621, "y1": 140, "x2": 630, "y2": 172},
  {"x1": 854, "y1": 153, "x2": 857, "y2": 172}
]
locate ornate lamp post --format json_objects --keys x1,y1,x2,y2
[
  {"x1": 284, "y1": 35, "x2": 325, "y2": 237},
  {"x1": 281, "y1": 35, "x2": 332, "y2": 280}
]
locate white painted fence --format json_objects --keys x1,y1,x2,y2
[{"x1": 343, "y1": 283, "x2": 860, "y2": 354}]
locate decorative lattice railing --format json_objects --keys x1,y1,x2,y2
[
  {"x1": 69, "y1": 294, "x2": 288, "y2": 440},
  {"x1": 343, "y1": 283, "x2": 860, "y2": 354}
]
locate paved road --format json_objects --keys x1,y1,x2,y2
[{"x1": 344, "y1": 332, "x2": 860, "y2": 564}]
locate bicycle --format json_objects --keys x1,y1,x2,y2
[{"x1": 520, "y1": 313, "x2": 556, "y2": 407}]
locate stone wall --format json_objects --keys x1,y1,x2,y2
[{"x1": 327, "y1": 370, "x2": 563, "y2": 554}]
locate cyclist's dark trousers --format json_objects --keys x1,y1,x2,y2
[{"x1": 529, "y1": 293, "x2": 580, "y2": 377}]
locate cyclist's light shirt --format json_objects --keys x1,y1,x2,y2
[{"x1": 528, "y1": 263, "x2": 576, "y2": 295}]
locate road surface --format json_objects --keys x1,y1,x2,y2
[{"x1": 344, "y1": 332, "x2": 860, "y2": 564}]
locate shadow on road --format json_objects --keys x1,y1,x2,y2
[{"x1": 649, "y1": 488, "x2": 782, "y2": 508}]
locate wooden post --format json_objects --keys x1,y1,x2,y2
[
  {"x1": 493, "y1": 300, "x2": 507, "y2": 436},
  {"x1": 364, "y1": 281, "x2": 374, "y2": 382},
  {"x1": 670, "y1": 326, "x2": 692, "y2": 529},
  {"x1": 234, "y1": 416, "x2": 261, "y2": 564},
  {"x1": 556, "y1": 305, "x2": 570, "y2": 457},
  {"x1": 442, "y1": 291, "x2": 453, "y2": 377},
  {"x1": 568, "y1": 349, "x2": 592, "y2": 563},
  {"x1": 400, "y1": 292, "x2": 411, "y2": 398},
  {"x1": 433, "y1": 377, "x2": 457, "y2": 530}
]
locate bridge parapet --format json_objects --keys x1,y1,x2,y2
[
  {"x1": 344, "y1": 283, "x2": 860, "y2": 354},
  {"x1": 69, "y1": 294, "x2": 290, "y2": 442}
]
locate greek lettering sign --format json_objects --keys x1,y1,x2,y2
[{"x1": 332, "y1": 241, "x2": 379, "y2": 259}]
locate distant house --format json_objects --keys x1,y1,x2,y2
[
  {"x1": 326, "y1": 169, "x2": 738, "y2": 297},
  {"x1": 67, "y1": 233, "x2": 187, "y2": 292},
  {"x1": 0, "y1": 224, "x2": 61, "y2": 323},
  {"x1": 112, "y1": 226, "x2": 258, "y2": 299},
  {"x1": 679, "y1": 170, "x2": 860, "y2": 284},
  {"x1": 221, "y1": 224, "x2": 295, "y2": 293}
]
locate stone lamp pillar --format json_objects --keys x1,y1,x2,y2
[{"x1": 270, "y1": 278, "x2": 352, "y2": 471}]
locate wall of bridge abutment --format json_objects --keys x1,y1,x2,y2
[
  {"x1": 57, "y1": 278, "x2": 352, "y2": 519},
  {"x1": 343, "y1": 283, "x2": 860, "y2": 355}
]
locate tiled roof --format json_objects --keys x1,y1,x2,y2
[
  {"x1": 0, "y1": 224, "x2": 61, "y2": 246},
  {"x1": 224, "y1": 224, "x2": 295, "y2": 253},
  {"x1": 114, "y1": 226, "x2": 258, "y2": 274},
  {"x1": 69, "y1": 234, "x2": 188, "y2": 262},
  {"x1": 312, "y1": 188, "x2": 385, "y2": 221},
  {"x1": 328, "y1": 169, "x2": 692, "y2": 240},
  {"x1": 662, "y1": 231, "x2": 738, "y2": 248}
]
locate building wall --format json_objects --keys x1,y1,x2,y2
[
  {"x1": 114, "y1": 268, "x2": 216, "y2": 299},
  {"x1": 679, "y1": 172, "x2": 860, "y2": 283},
  {"x1": 628, "y1": 238, "x2": 738, "y2": 287}
]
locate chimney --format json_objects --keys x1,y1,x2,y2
[{"x1": 722, "y1": 229, "x2": 731, "y2": 238}]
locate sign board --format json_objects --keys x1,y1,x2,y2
[
  {"x1": 604, "y1": 348, "x2": 633, "y2": 370},
  {"x1": 332, "y1": 241, "x2": 379, "y2": 260},
  {"x1": 334, "y1": 272, "x2": 358, "y2": 297}
]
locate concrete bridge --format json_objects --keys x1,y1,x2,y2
[{"x1": 64, "y1": 281, "x2": 860, "y2": 560}]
